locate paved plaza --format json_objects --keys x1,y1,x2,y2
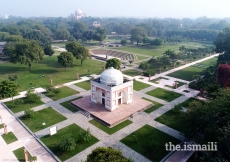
[{"x1": 0, "y1": 54, "x2": 218, "y2": 162}]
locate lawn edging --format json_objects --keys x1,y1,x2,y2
[{"x1": 1, "y1": 102, "x2": 61, "y2": 162}]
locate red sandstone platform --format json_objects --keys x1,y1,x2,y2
[{"x1": 71, "y1": 96, "x2": 152, "y2": 126}]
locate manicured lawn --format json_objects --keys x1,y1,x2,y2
[
  {"x1": 123, "y1": 69, "x2": 141, "y2": 77},
  {"x1": 0, "y1": 124, "x2": 3, "y2": 129},
  {"x1": 1, "y1": 132, "x2": 18, "y2": 144},
  {"x1": 43, "y1": 86, "x2": 78, "y2": 101},
  {"x1": 165, "y1": 81, "x2": 185, "y2": 89},
  {"x1": 146, "y1": 88, "x2": 182, "y2": 102},
  {"x1": 142, "y1": 98, "x2": 163, "y2": 113},
  {"x1": 121, "y1": 124, "x2": 180, "y2": 162},
  {"x1": 137, "y1": 55, "x2": 149, "y2": 60},
  {"x1": 13, "y1": 147, "x2": 32, "y2": 162},
  {"x1": 167, "y1": 66, "x2": 203, "y2": 81},
  {"x1": 155, "y1": 98, "x2": 203, "y2": 134},
  {"x1": 0, "y1": 57, "x2": 103, "y2": 91},
  {"x1": 75, "y1": 80, "x2": 91, "y2": 90},
  {"x1": 195, "y1": 57, "x2": 217, "y2": 66},
  {"x1": 4, "y1": 98, "x2": 44, "y2": 113},
  {"x1": 20, "y1": 107, "x2": 67, "y2": 132},
  {"x1": 89, "y1": 119, "x2": 132, "y2": 135},
  {"x1": 150, "y1": 77, "x2": 169, "y2": 84},
  {"x1": 40, "y1": 124, "x2": 99, "y2": 161},
  {"x1": 59, "y1": 97, "x2": 82, "y2": 112},
  {"x1": 133, "y1": 80, "x2": 151, "y2": 91}
]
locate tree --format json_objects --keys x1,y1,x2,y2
[
  {"x1": 214, "y1": 27, "x2": 230, "y2": 64},
  {"x1": 71, "y1": 21, "x2": 87, "y2": 40},
  {"x1": 65, "y1": 42, "x2": 90, "y2": 66},
  {"x1": 86, "y1": 147, "x2": 131, "y2": 162},
  {"x1": 59, "y1": 134, "x2": 76, "y2": 151},
  {"x1": 105, "y1": 58, "x2": 121, "y2": 70},
  {"x1": 56, "y1": 28, "x2": 70, "y2": 41},
  {"x1": 44, "y1": 46, "x2": 54, "y2": 57},
  {"x1": 120, "y1": 39, "x2": 127, "y2": 46},
  {"x1": 130, "y1": 26, "x2": 147, "y2": 45},
  {"x1": 4, "y1": 39, "x2": 44, "y2": 71},
  {"x1": 93, "y1": 27, "x2": 107, "y2": 42},
  {"x1": 150, "y1": 38, "x2": 163, "y2": 46},
  {"x1": 5, "y1": 35, "x2": 23, "y2": 42},
  {"x1": 8, "y1": 75, "x2": 18, "y2": 83},
  {"x1": 184, "y1": 88, "x2": 230, "y2": 161},
  {"x1": 217, "y1": 64, "x2": 230, "y2": 88},
  {"x1": 163, "y1": 49, "x2": 178, "y2": 67},
  {"x1": 58, "y1": 52, "x2": 74, "y2": 71},
  {"x1": 83, "y1": 30, "x2": 95, "y2": 43},
  {"x1": 0, "y1": 80, "x2": 19, "y2": 100}
]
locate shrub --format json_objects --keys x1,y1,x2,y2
[
  {"x1": 52, "y1": 88, "x2": 61, "y2": 95},
  {"x1": 14, "y1": 98, "x2": 24, "y2": 104},
  {"x1": 188, "y1": 81, "x2": 199, "y2": 90},
  {"x1": 24, "y1": 108, "x2": 35, "y2": 118},
  {"x1": 59, "y1": 134, "x2": 76, "y2": 151},
  {"x1": 45, "y1": 85, "x2": 54, "y2": 93},
  {"x1": 143, "y1": 69, "x2": 155, "y2": 77},
  {"x1": 26, "y1": 92, "x2": 41, "y2": 103},
  {"x1": 78, "y1": 128, "x2": 92, "y2": 143}
]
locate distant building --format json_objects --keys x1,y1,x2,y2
[
  {"x1": 69, "y1": 9, "x2": 86, "y2": 19},
  {"x1": 4, "y1": 14, "x2": 8, "y2": 19},
  {"x1": 93, "y1": 21, "x2": 101, "y2": 28},
  {"x1": 0, "y1": 42, "x2": 6, "y2": 55}
]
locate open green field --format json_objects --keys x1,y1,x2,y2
[
  {"x1": 43, "y1": 86, "x2": 78, "y2": 101},
  {"x1": 13, "y1": 147, "x2": 32, "y2": 162},
  {"x1": 155, "y1": 98, "x2": 203, "y2": 134},
  {"x1": 75, "y1": 80, "x2": 91, "y2": 90},
  {"x1": 1, "y1": 132, "x2": 18, "y2": 144},
  {"x1": 20, "y1": 107, "x2": 67, "y2": 132},
  {"x1": 150, "y1": 77, "x2": 169, "y2": 84},
  {"x1": 40, "y1": 124, "x2": 99, "y2": 161},
  {"x1": 60, "y1": 97, "x2": 82, "y2": 112},
  {"x1": 167, "y1": 66, "x2": 203, "y2": 81},
  {"x1": 123, "y1": 69, "x2": 141, "y2": 76},
  {"x1": 4, "y1": 98, "x2": 44, "y2": 113},
  {"x1": 146, "y1": 88, "x2": 182, "y2": 102},
  {"x1": 89, "y1": 119, "x2": 132, "y2": 135},
  {"x1": 136, "y1": 55, "x2": 149, "y2": 61},
  {"x1": 142, "y1": 98, "x2": 163, "y2": 113},
  {"x1": 121, "y1": 124, "x2": 181, "y2": 162},
  {"x1": 0, "y1": 56, "x2": 103, "y2": 91},
  {"x1": 167, "y1": 57, "x2": 217, "y2": 81},
  {"x1": 133, "y1": 80, "x2": 151, "y2": 91}
]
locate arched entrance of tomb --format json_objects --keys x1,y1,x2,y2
[
  {"x1": 117, "y1": 90, "x2": 128, "y2": 105},
  {"x1": 96, "y1": 90, "x2": 105, "y2": 105}
]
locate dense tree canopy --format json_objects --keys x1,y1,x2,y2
[
  {"x1": 130, "y1": 26, "x2": 147, "y2": 45},
  {"x1": 86, "y1": 147, "x2": 131, "y2": 162},
  {"x1": 65, "y1": 42, "x2": 90, "y2": 66},
  {"x1": 0, "y1": 80, "x2": 19, "y2": 100},
  {"x1": 4, "y1": 39, "x2": 44, "y2": 71},
  {"x1": 105, "y1": 58, "x2": 121, "y2": 70},
  {"x1": 58, "y1": 52, "x2": 74, "y2": 71}
]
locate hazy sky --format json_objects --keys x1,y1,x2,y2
[{"x1": 1, "y1": 0, "x2": 230, "y2": 18}]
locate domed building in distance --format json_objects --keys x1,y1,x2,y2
[
  {"x1": 69, "y1": 9, "x2": 86, "y2": 19},
  {"x1": 71, "y1": 67, "x2": 152, "y2": 126}
]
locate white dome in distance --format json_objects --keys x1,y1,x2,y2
[
  {"x1": 76, "y1": 9, "x2": 83, "y2": 15},
  {"x1": 100, "y1": 67, "x2": 123, "y2": 86}
]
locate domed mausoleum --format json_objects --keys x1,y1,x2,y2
[{"x1": 91, "y1": 67, "x2": 133, "y2": 111}]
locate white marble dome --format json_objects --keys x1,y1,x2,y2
[
  {"x1": 100, "y1": 67, "x2": 123, "y2": 86},
  {"x1": 75, "y1": 9, "x2": 83, "y2": 16}
]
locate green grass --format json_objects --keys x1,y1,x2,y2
[
  {"x1": 89, "y1": 119, "x2": 132, "y2": 135},
  {"x1": 0, "y1": 56, "x2": 103, "y2": 91},
  {"x1": 155, "y1": 98, "x2": 202, "y2": 134},
  {"x1": 167, "y1": 66, "x2": 203, "y2": 81},
  {"x1": 75, "y1": 80, "x2": 91, "y2": 90},
  {"x1": 150, "y1": 77, "x2": 169, "y2": 84},
  {"x1": 195, "y1": 57, "x2": 217, "y2": 66},
  {"x1": 13, "y1": 147, "x2": 32, "y2": 162},
  {"x1": 121, "y1": 124, "x2": 180, "y2": 162},
  {"x1": 43, "y1": 86, "x2": 78, "y2": 101},
  {"x1": 20, "y1": 107, "x2": 67, "y2": 132},
  {"x1": 142, "y1": 98, "x2": 163, "y2": 113},
  {"x1": 0, "y1": 124, "x2": 3, "y2": 129},
  {"x1": 136, "y1": 55, "x2": 149, "y2": 60},
  {"x1": 40, "y1": 124, "x2": 99, "y2": 161},
  {"x1": 133, "y1": 80, "x2": 151, "y2": 91},
  {"x1": 146, "y1": 88, "x2": 182, "y2": 102},
  {"x1": 4, "y1": 98, "x2": 44, "y2": 113},
  {"x1": 165, "y1": 81, "x2": 185, "y2": 89},
  {"x1": 59, "y1": 97, "x2": 82, "y2": 112},
  {"x1": 1, "y1": 132, "x2": 18, "y2": 144},
  {"x1": 123, "y1": 69, "x2": 141, "y2": 77}
]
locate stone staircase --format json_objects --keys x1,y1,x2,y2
[{"x1": 81, "y1": 110, "x2": 90, "y2": 118}]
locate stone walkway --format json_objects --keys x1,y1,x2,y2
[{"x1": 0, "y1": 54, "x2": 217, "y2": 162}]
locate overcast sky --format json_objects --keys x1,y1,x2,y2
[{"x1": 1, "y1": 0, "x2": 230, "y2": 18}]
